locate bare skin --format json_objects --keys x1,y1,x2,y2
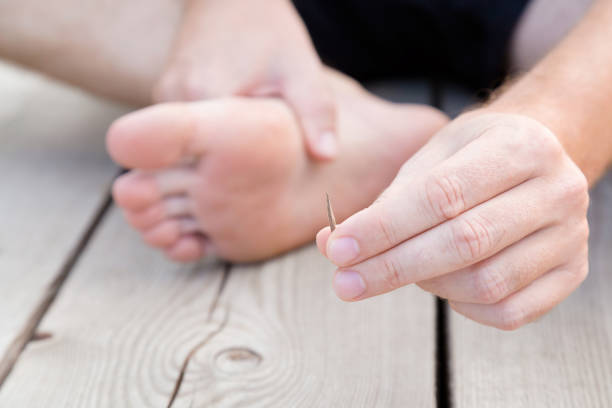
[
  {"x1": 318, "y1": 0, "x2": 612, "y2": 330},
  {"x1": 108, "y1": 71, "x2": 448, "y2": 262},
  {"x1": 1, "y1": 0, "x2": 609, "y2": 329},
  {"x1": 0, "y1": 0, "x2": 338, "y2": 159},
  {"x1": 155, "y1": 0, "x2": 338, "y2": 160},
  {"x1": 0, "y1": 0, "x2": 448, "y2": 261}
]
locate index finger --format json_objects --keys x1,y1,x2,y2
[{"x1": 323, "y1": 125, "x2": 553, "y2": 267}]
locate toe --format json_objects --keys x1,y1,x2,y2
[
  {"x1": 106, "y1": 103, "x2": 202, "y2": 170},
  {"x1": 153, "y1": 166, "x2": 198, "y2": 196},
  {"x1": 113, "y1": 171, "x2": 160, "y2": 210},
  {"x1": 124, "y1": 196, "x2": 192, "y2": 229},
  {"x1": 142, "y1": 219, "x2": 181, "y2": 248},
  {"x1": 142, "y1": 218, "x2": 201, "y2": 248},
  {"x1": 165, "y1": 234, "x2": 209, "y2": 262},
  {"x1": 113, "y1": 168, "x2": 197, "y2": 211},
  {"x1": 124, "y1": 206, "x2": 165, "y2": 230},
  {"x1": 106, "y1": 99, "x2": 294, "y2": 170}
]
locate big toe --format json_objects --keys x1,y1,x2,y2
[{"x1": 106, "y1": 103, "x2": 197, "y2": 169}]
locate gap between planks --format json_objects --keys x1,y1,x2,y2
[
  {"x1": 0, "y1": 184, "x2": 115, "y2": 386},
  {"x1": 166, "y1": 262, "x2": 232, "y2": 408},
  {"x1": 430, "y1": 77, "x2": 454, "y2": 408}
]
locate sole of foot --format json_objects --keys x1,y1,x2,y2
[{"x1": 107, "y1": 71, "x2": 448, "y2": 262}]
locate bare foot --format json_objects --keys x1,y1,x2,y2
[{"x1": 106, "y1": 72, "x2": 448, "y2": 262}]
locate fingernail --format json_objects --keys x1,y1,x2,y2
[
  {"x1": 317, "y1": 131, "x2": 337, "y2": 157},
  {"x1": 328, "y1": 237, "x2": 360, "y2": 265},
  {"x1": 333, "y1": 270, "x2": 366, "y2": 300}
]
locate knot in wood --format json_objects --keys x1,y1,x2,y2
[{"x1": 214, "y1": 347, "x2": 262, "y2": 374}]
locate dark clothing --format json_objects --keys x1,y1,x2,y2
[{"x1": 292, "y1": 0, "x2": 531, "y2": 89}]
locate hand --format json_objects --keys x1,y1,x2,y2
[
  {"x1": 317, "y1": 110, "x2": 590, "y2": 330},
  {"x1": 153, "y1": 0, "x2": 337, "y2": 160}
]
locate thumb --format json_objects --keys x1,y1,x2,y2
[{"x1": 283, "y1": 72, "x2": 338, "y2": 160}]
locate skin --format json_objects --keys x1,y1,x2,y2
[
  {"x1": 108, "y1": 71, "x2": 447, "y2": 262},
  {"x1": 317, "y1": 0, "x2": 612, "y2": 330},
  {"x1": 155, "y1": 0, "x2": 338, "y2": 160},
  {"x1": 0, "y1": 0, "x2": 446, "y2": 263},
  {"x1": 1, "y1": 0, "x2": 609, "y2": 329},
  {"x1": 0, "y1": 0, "x2": 181, "y2": 105},
  {"x1": 0, "y1": 0, "x2": 336, "y2": 160}
]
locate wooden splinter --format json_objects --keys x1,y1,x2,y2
[{"x1": 325, "y1": 192, "x2": 337, "y2": 232}]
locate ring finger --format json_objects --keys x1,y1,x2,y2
[{"x1": 417, "y1": 219, "x2": 588, "y2": 304}]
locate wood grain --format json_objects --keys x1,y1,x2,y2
[
  {"x1": 1, "y1": 79, "x2": 437, "y2": 406},
  {"x1": 172, "y1": 245, "x2": 436, "y2": 407},
  {"x1": 0, "y1": 61, "x2": 124, "y2": 381},
  {"x1": 0, "y1": 209, "x2": 227, "y2": 407},
  {"x1": 164, "y1": 80, "x2": 437, "y2": 407}
]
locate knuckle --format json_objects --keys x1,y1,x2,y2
[
  {"x1": 380, "y1": 257, "x2": 404, "y2": 290},
  {"x1": 449, "y1": 215, "x2": 497, "y2": 263},
  {"x1": 374, "y1": 208, "x2": 399, "y2": 248},
  {"x1": 576, "y1": 263, "x2": 589, "y2": 284},
  {"x1": 563, "y1": 170, "x2": 590, "y2": 209},
  {"x1": 472, "y1": 268, "x2": 508, "y2": 304},
  {"x1": 522, "y1": 125, "x2": 564, "y2": 160},
  {"x1": 580, "y1": 221, "x2": 590, "y2": 242},
  {"x1": 571, "y1": 221, "x2": 591, "y2": 245},
  {"x1": 496, "y1": 303, "x2": 527, "y2": 331},
  {"x1": 424, "y1": 172, "x2": 467, "y2": 221},
  {"x1": 569, "y1": 258, "x2": 589, "y2": 284}
]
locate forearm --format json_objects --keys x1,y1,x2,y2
[
  {"x1": 0, "y1": 0, "x2": 184, "y2": 105},
  {"x1": 490, "y1": 0, "x2": 612, "y2": 185}
]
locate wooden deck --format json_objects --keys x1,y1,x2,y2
[{"x1": 0, "y1": 61, "x2": 610, "y2": 407}]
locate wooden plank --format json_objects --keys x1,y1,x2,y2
[
  {"x1": 0, "y1": 209, "x2": 227, "y2": 407},
  {"x1": 1, "y1": 80, "x2": 436, "y2": 406},
  {"x1": 0, "y1": 238, "x2": 434, "y2": 407},
  {"x1": 171, "y1": 245, "x2": 436, "y2": 407},
  {"x1": 165, "y1": 81, "x2": 437, "y2": 407},
  {"x1": 442, "y1": 86, "x2": 612, "y2": 407},
  {"x1": 0, "y1": 61, "x2": 125, "y2": 381}
]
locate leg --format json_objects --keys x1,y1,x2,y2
[
  {"x1": 510, "y1": 0, "x2": 594, "y2": 71},
  {"x1": 107, "y1": 71, "x2": 448, "y2": 262},
  {"x1": 0, "y1": 0, "x2": 184, "y2": 105}
]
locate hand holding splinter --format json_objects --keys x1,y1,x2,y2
[
  {"x1": 317, "y1": 110, "x2": 590, "y2": 330},
  {"x1": 153, "y1": 0, "x2": 337, "y2": 160}
]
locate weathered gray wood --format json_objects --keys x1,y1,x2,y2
[
  {"x1": 160, "y1": 82, "x2": 438, "y2": 407},
  {"x1": 0, "y1": 209, "x2": 227, "y2": 407},
  {"x1": 0, "y1": 61, "x2": 124, "y2": 381},
  {"x1": 171, "y1": 245, "x2": 436, "y2": 407},
  {"x1": 1, "y1": 238, "x2": 434, "y2": 407},
  {"x1": 1, "y1": 80, "x2": 436, "y2": 407},
  {"x1": 442, "y1": 85, "x2": 612, "y2": 407}
]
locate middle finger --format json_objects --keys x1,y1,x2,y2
[{"x1": 333, "y1": 176, "x2": 562, "y2": 300}]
